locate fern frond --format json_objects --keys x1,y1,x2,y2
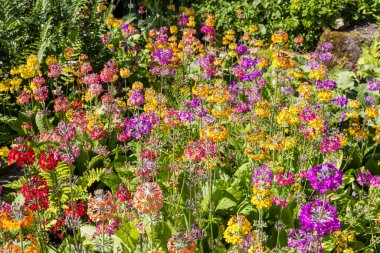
[
  {"x1": 78, "y1": 168, "x2": 106, "y2": 188},
  {"x1": 3, "y1": 177, "x2": 26, "y2": 190}
]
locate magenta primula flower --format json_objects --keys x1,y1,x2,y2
[
  {"x1": 367, "y1": 79, "x2": 380, "y2": 91},
  {"x1": 153, "y1": 48, "x2": 173, "y2": 66},
  {"x1": 288, "y1": 229, "x2": 323, "y2": 253},
  {"x1": 252, "y1": 163, "x2": 274, "y2": 186},
  {"x1": 306, "y1": 162, "x2": 343, "y2": 193},
  {"x1": 321, "y1": 134, "x2": 341, "y2": 154},
  {"x1": 298, "y1": 201, "x2": 341, "y2": 236}
]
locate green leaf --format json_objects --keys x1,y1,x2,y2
[
  {"x1": 35, "y1": 112, "x2": 51, "y2": 132},
  {"x1": 80, "y1": 224, "x2": 96, "y2": 240},
  {"x1": 215, "y1": 197, "x2": 237, "y2": 212}
]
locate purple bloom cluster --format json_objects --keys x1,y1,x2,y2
[
  {"x1": 185, "y1": 96, "x2": 202, "y2": 109},
  {"x1": 316, "y1": 80, "x2": 336, "y2": 90},
  {"x1": 365, "y1": 95, "x2": 375, "y2": 105},
  {"x1": 190, "y1": 223, "x2": 204, "y2": 240},
  {"x1": 53, "y1": 121, "x2": 76, "y2": 143},
  {"x1": 331, "y1": 96, "x2": 348, "y2": 107},
  {"x1": 367, "y1": 79, "x2": 380, "y2": 91},
  {"x1": 288, "y1": 229, "x2": 322, "y2": 253},
  {"x1": 57, "y1": 143, "x2": 80, "y2": 164},
  {"x1": 318, "y1": 52, "x2": 334, "y2": 62},
  {"x1": 240, "y1": 56, "x2": 259, "y2": 69},
  {"x1": 281, "y1": 86, "x2": 295, "y2": 95},
  {"x1": 242, "y1": 69, "x2": 263, "y2": 82},
  {"x1": 178, "y1": 13, "x2": 189, "y2": 26},
  {"x1": 196, "y1": 55, "x2": 216, "y2": 79},
  {"x1": 95, "y1": 219, "x2": 120, "y2": 236},
  {"x1": 178, "y1": 110, "x2": 195, "y2": 124},
  {"x1": 252, "y1": 163, "x2": 274, "y2": 185},
  {"x1": 124, "y1": 112, "x2": 159, "y2": 140},
  {"x1": 306, "y1": 60, "x2": 320, "y2": 70},
  {"x1": 321, "y1": 134, "x2": 341, "y2": 154},
  {"x1": 153, "y1": 48, "x2": 173, "y2": 66},
  {"x1": 357, "y1": 170, "x2": 380, "y2": 188},
  {"x1": 306, "y1": 162, "x2": 343, "y2": 193},
  {"x1": 236, "y1": 44, "x2": 248, "y2": 55},
  {"x1": 321, "y1": 42, "x2": 333, "y2": 52},
  {"x1": 128, "y1": 89, "x2": 145, "y2": 107},
  {"x1": 298, "y1": 201, "x2": 341, "y2": 236}
]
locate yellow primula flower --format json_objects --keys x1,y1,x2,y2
[
  {"x1": 224, "y1": 215, "x2": 252, "y2": 245},
  {"x1": 0, "y1": 146, "x2": 10, "y2": 157}
]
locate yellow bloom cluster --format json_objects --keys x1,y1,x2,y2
[
  {"x1": 317, "y1": 90, "x2": 334, "y2": 102},
  {"x1": 0, "y1": 207, "x2": 34, "y2": 231},
  {"x1": 272, "y1": 51, "x2": 295, "y2": 68},
  {"x1": 223, "y1": 29, "x2": 236, "y2": 45},
  {"x1": 120, "y1": 68, "x2": 131, "y2": 78},
  {"x1": 333, "y1": 230, "x2": 355, "y2": 253},
  {"x1": 308, "y1": 116, "x2": 324, "y2": 139},
  {"x1": 308, "y1": 67, "x2": 326, "y2": 80},
  {"x1": 271, "y1": 30, "x2": 288, "y2": 43},
  {"x1": 248, "y1": 243, "x2": 272, "y2": 253},
  {"x1": 87, "y1": 112, "x2": 103, "y2": 131},
  {"x1": 349, "y1": 119, "x2": 369, "y2": 141},
  {"x1": 192, "y1": 83, "x2": 211, "y2": 98},
  {"x1": 0, "y1": 146, "x2": 10, "y2": 157},
  {"x1": 251, "y1": 183, "x2": 273, "y2": 209},
  {"x1": 277, "y1": 106, "x2": 300, "y2": 127},
  {"x1": 255, "y1": 100, "x2": 270, "y2": 118},
  {"x1": 207, "y1": 85, "x2": 231, "y2": 103},
  {"x1": 201, "y1": 124, "x2": 228, "y2": 142},
  {"x1": 223, "y1": 215, "x2": 252, "y2": 244}
]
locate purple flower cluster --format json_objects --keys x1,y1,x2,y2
[
  {"x1": 306, "y1": 163, "x2": 343, "y2": 193},
  {"x1": 367, "y1": 79, "x2": 380, "y2": 91},
  {"x1": 53, "y1": 121, "x2": 76, "y2": 143},
  {"x1": 128, "y1": 89, "x2": 145, "y2": 107},
  {"x1": 240, "y1": 56, "x2": 260, "y2": 69},
  {"x1": 298, "y1": 201, "x2": 341, "y2": 236},
  {"x1": 316, "y1": 80, "x2": 336, "y2": 89},
  {"x1": 190, "y1": 223, "x2": 204, "y2": 240},
  {"x1": 196, "y1": 55, "x2": 216, "y2": 79},
  {"x1": 185, "y1": 96, "x2": 202, "y2": 109},
  {"x1": 252, "y1": 163, "x2": 274, "y2": 185},
  {"x1": 318, "y1": 52, "x2": 334, "y2": 62},
  {"x1": 124, "y1": 112, "x2": 159, "y2": 140},
  {"x1": 288, "y1": 229, "x2": 322, "y2": 253},
  {"x1": 153, "y1": 48, "x2": 173, "y2": 66},
  {"x1": 57, "y1": 143, "x2": 80, "y2": 164},
  {"x1": 306, "y1": 60, "x2": 320, "y2": 70},
  {"x1": 321, "y1": 134, "x2": 341, "y2": 154},
  {"x1": 236, "y1": 44, "x2": 248, "y2": 55},
  {"x1": 177, "y1": 13, "x2": 189, "y2": 26},
  {"x1": 357, "y1": 170, "x2": 380, "y2": 188},
  {"x1": 281, "y1": 86, "x2": 295, "y2": 95},
  {"x1": 365, "y1": 95, "x2": 375, "y2": 105},
  {"x1": 95, "y1": 219, "x2": 120, "y2": 236},
  {"x1": 178, "y1": 110, "x2": 195, "y2": 124},
  {"x1": 321, "y1": 42, "x2": 333, "y2": 51},
  {"x1": 332, "y1": 96, "x2": 348, "y2": 107}
]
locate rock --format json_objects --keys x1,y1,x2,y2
[
  {"x1": 332, "y1": 18, "x2": 345, "y2": 30},
  {"x1": 318, "y1": 23, "x2": 380, "y2": 70}
]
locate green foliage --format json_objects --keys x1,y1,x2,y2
[
  {"x1": 353, "y1": 0, "x2": 380, "y2": 22},
  {"x1": 193, "y1": 0, "x2": 379, "y2": 49},
  {"x1": 357, "y1": 35, "x2": 380, "y2": 79},
  {"x1": 40, "y1": 162, "x2": 72, "y2": 206},
  {"x1": 0, "y1": 0, "x2": 108, "y2": 69}
]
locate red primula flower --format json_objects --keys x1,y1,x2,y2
[
  {"x1": 20, "y1": 175, "x2": 50, "y2": 211},
  {"x1": 39, "y1": 151, "x2": 59, "y2": 171},
  {"x1": 8, "y1": 144, "x2": 35, "y2": 167},
  {"x1": 64, "y1": 200, "x2": 85, "y2": 219}
]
